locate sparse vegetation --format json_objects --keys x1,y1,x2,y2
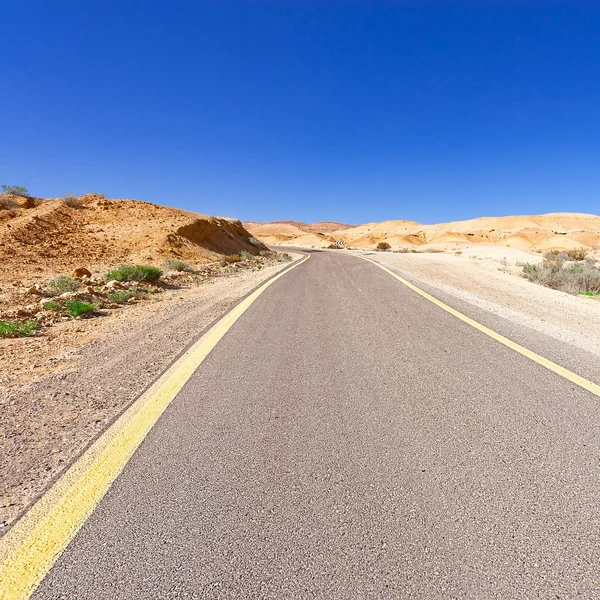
[
  {"x1": 520, "y1": 251, "x2": 600, "y2": 294},
  {"x1": 0, "y1": 320, "x2": 38, "y2": 338},
  {"x1": 164, "y1": 258, "x2": 190, "y2": 272},
  {"x1": 64, "y1": 300, "x2": 95, "y2": 317},
  {"x1": 279, "y1": 253, "x2": 292, "y2": 262},
  {"x1": 107, "y1": 289, "x2": 137, "y2": 304},
  {"x1": 106, "y1": 264, "x2": 162, "y2": 282},
  {"x1": 259, "y1": 250, "x2": 268, "y2": 257},
  {"x1": 43, "y1": 301, "x2": 62, "y2": 311},
  {"x1": 240, "y1": 251, "x2": 253, "y2": 260},
  {"x1": 377, "y1": 241, "x2": 391, "y2": 251},
  {"x1": 1, "y1": 184, "x2": 29, "y2": 196},
  {"x1": 0, "y1": 196, "x2": 19, "y2": 210},
  {"x1": 47, "y1": 275, "x2": 80, "y2": 297},
  {"x1": 544, "y1": 248, "x2": 589, "y2": 261},
  {"x1": 62, "y1": 193, "x2": 85, "y2": 208}
]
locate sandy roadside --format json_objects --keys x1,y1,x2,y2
[
  {"x1": 353, "y1": 248, "x2": 600, "y2": 358},
  {"x1": 0, "y1": 254, "x2": 302, "y2": 530}
]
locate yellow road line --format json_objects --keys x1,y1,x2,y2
[
  {"x1": 0, "y1": 254, "x2": 309, "y2": 600},
  {"x1": 357, "y1": 254, "x2": 600, "y2": 398}
]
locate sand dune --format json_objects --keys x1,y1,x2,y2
[{"x1": 246, "y1": 213, "x2": 600, "y2": 253}]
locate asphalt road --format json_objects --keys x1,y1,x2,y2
[{"x1": 33, "y1": 250, "x2": 600, "y2": 599}]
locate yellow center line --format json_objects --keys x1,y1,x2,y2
[
  {"x1": 357, "y1": 254, "x2": 600, "y2": 398},
  {"x1": 0, "y1": 254, "x2": 309, "y2": 600}
]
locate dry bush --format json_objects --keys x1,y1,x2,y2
[
  {"x1": 521, "y1": 256, "x2": 600, "y2": 294},
  {"x1": 0, "y1": 196, "x2": 19, "y2": 210},
  {"x1": 223, "y1": 254, "x2": 241, "y2": 263},
  {"x1": 376, "y1": 241, "x2": 391, "y2": 251}
]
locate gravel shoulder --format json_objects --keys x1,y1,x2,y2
[
  {"x1": 0, "y1": 255, "x2": 301, "y2": 530},
  {"x1": 357, "y1": 248, "x2": 600, "y2": 358}
]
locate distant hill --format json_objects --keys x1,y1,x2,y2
[{"x1": 245, "y1": 213, "x2": 600, "y2": 252}]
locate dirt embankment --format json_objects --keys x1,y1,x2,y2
[{"x1": 1, "y1": 193, "x2": 265, "y2": 286}]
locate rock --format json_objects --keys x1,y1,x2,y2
[
  {"x1": 71, "y1": 267, "x2": 92, "y2": 279},
  {"x1": 26, "y1": 285, "x2": 42, "y2": 295},
  {"x1": 59, "y1": 292, "x2": 76, "y2": 300},
  {"x1": 103, "y1": 280, "x2": 123, "y2": 290}
]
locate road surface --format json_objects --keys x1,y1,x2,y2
[{"x1": 32, "y1": 250, "x2": 600, "y2": 598}]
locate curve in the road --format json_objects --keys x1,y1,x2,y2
[{"x1": 357, "y1": 254, "x2": 600, "y2": 399}]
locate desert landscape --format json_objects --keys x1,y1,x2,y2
[
  {"x1": 246, "y1": 213, "x2": 600, "y2": 357},
  {"x1": 244, "y1": 212, "x2": 600, "y2": 252},
  {"x1": 0, "y1": 189, "x2": 298, "y2": 528},
  {"x1": 3, "y1": 194, "x2": 600, "y2": 534}
]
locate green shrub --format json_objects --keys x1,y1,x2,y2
[
  {"x1": 65, "y1": 299, "x2": 95, "y2": 317},
  {"x1": 107, "y1": 290, "x2": 135, "y2": 304},
  {"x1": 47, "y1": 275, "x2": 80, "y2": 297},
  {"x1": 377, "y1": 241, "x2": 391, "y2": 251},
  {"x1": 44, "y1": 301, "x2": 62, "y2": 311},
  {"x1": 1, "y1": 184, "x2": 29, "y2": 196},
  {"x1": 164, "y1": 258, "x2": 190, "y2": 272},
  {"x1": 240, "y1": 251, "x2": 253, "y2": 260},
  {"x1": 106, "y1": 264, "x2": 162, "y2": 282},
  {"x1": 0, "y1": 320, "x2": 38, "y2": 338}
]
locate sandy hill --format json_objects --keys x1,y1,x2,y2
[
  {"x1": 248, "y1": 213, "x2": 600, "y2": 252},
  {"x1": 0, "y1": 193, "x2": 265, "y2": 283},
  {"x1": 243, "y1": 220, "x2": 356, "y2": 246}
]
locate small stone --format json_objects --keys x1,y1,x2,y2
[{"x1": 71, "y1": 267, "x2": 92, "y2": 279}]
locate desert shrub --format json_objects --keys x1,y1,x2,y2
[
  {"x1": 0, "y1": 320, "x2": 38, "y2": 338},
  {"x1": 0, "y1": 196, "x2": 19, "y2": 210},
  {"x1": 377, "y1": 242, "x2": 391, "y2": 251},
  {"x1": 259, "y1": 250, "x2": 268, "y2": 257},
  {"x1": 47, "y1": 275, "x2": 80, "y2": 297},
  {"x1": 565, "y1": 247, "x2": 589, "y2": 261},
  {"x1": 521, "y1": 258, "x2": 600, "y2": 294},
  {"x1": 280, "y1": 253, "x2": 292, "y2": 262},
  {"x1": 1, "y1": 184, "x2": 29, "y2": 196},
  {"x1": 240, "y1": 251, "x2": 253, "y2": 260},
  {"x1": 164, "y1": 258, "x2": 190, "y2": 272},
  {"x1": 106, "y1": 264, "x2": 162, "y2": 282},
  {"x1": 43, "y1": 301, "x2": 62, "y2": 311},
  {"x1": 223, "y1": 254, "x2": 241, "y2": 264},
  {"x1": 65, "y1": 299, "x2": 95, "y2": 317},
  {"x1": 62, "y1": 193, "x2": 85, "y2": 208},
  {"x1": 108, "y1": 290, "x2": 136, "y2": 304}
]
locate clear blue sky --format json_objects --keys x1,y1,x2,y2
[{"x1": 1, "y1": 1, "x2": 599, "y2": 224}]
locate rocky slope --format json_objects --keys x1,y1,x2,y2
[{"x1": 0, "y1": 193, "x2": 265, "y2": 286}]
